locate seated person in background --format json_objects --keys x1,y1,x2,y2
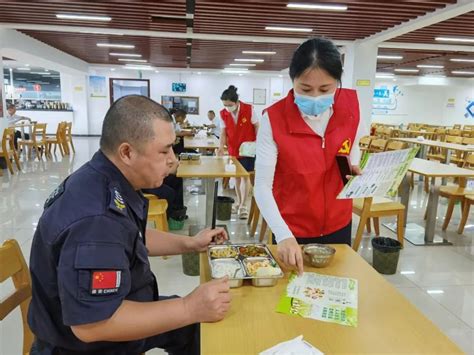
[
  {"x1": 143, "y1": 159, "x2": 187, "y2": 221},
  {"x1": 171, "y1": 109, "x2": 195, "y2": 155},
  {"x1": 206, "y1": 110, "x2": 221, "y2": 138},
  {"x1": 27, "y1": 95, "x2": 230, "y2": 355},
  {"x1": 6, "y1": 104, "x2": 31, "y2": 148}
]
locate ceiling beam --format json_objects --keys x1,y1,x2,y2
[
  {"x1": 0, "y1": 23, "x2": 351, "y2": 46},
  {"x1": 379, "y1": 41, "x2": 474, "y2": 53},
  {"x1": 360, "y1": 0, "x2": 473, "y2": 45},
  {"x1": 0, "y1": 29, "x2": 88, "y2": 74}
]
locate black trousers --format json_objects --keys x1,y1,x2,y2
[
  {"x1": 14, "y1": 130, "x2": 29, "y2": 149},
  {"x1": 143, "y1": 174, "x2": 184, "y2": 213},
  {"x1": 272, "y1": 222, "x2": 352, "y2": 246}
]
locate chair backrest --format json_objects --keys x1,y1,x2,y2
[
  {"x1": 369, "y1": 138, "x2": 387, "y2": 153},
  {"x1": 56, "y1": 122, "x2": 68, "y2": 141},
  {"x1": 463, "y1": 125, "x2": 474, "y2": 131},
  {"x1": 463, "y1": 154, "x2": 474, "y2": 169},
  {"x1": 385, "y1": 140, "x2": 407, "y2": 151},
  {"x1": 453, "y1": 124, "x2": 462, "y2": 129},
  {"x1": 359, "y1": 136, "x2": 372, "y2": 148},
  {"x1": 65, "y1": 122, "x2": 73, "y2": 139},
  {"x1": 0, "y1": 239, "x2": 34, "y2": 355},
  {"x1": 462, "y1": 137, "x2": 474, "y2": 145},
  {"x1": 445, "y1": 135, "x2": 463, "y2": 144},
  {"x1": 2, "y1": 127, "x2": 16, "y2": 153},
  {"x1": 447, "y1": 129, "x2": 461, "y2": 136},
  {"x1": 33, "y1": 123, "x2": 47, "y2": 142}
]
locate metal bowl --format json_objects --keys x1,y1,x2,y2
[{"x1": 302, "y1": 244, "x2": 336, "y2": 268}]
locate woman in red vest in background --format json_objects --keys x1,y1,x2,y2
[
  {"x1": 255, "y1": 38, "x2": 364, "y2": 275},
  {"x1": 218, "y1": 85, "x2": 259, "y2": 219}
]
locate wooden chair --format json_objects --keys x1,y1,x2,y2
[
  {"x1": 64, "y1": 122, "x2": 75, "y2": 154},
  {"x1": 457, "y1": 195, "x2": 474, "y2": 234},
  {"x1": 0, "y1": 239, "x2": 34, "y2": 355},
  {"x1": 0, "y1": 127, "x2": 21, "y2": 174},
  {"x1": 359, "y1": 136, "x2": 372, "y2": 152},
  {"x1": 427, "y1": 135, "x2": 463, "y2": 162},
  {"x1": 368, "y1": 138, "x2": 387, "y2": 153},
  {"x1": 352, "y1": 197, "x2": 405, "y2": 251},
  {"x1": 453, "y1": 124, "x2": 462, "y2": 130},
  {"x1": 439, "y1": 154, "x2": 474, "y2": 231},
  {"x1": 385, "y1": 140, "x2": 407, "y2": 151},
  {"x1": 446, "y1": 129, "x2": 461, "y2": 136},
  {"x1": 45, "y1": 122, "x2": 67, "y2": 157},
  {"x1": 18, "y1": 123, "x2": 47, "y2": 161},
  {"x1": 144, "y1": 194, "x2": 169, "y2": 232}
]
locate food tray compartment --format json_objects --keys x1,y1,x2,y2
[
  {"x1": 209, "y1": 245, "x2": 239, "y2": 259},
  {"x1": 210, "y1": 259, "x2": 245, "y2": 288}
]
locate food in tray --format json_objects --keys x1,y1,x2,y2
[
  {"x1": 210, "y1": 246, "x2": 238, "y2": 259},
  {"x1": 245, "y1": 259, "x2": 281, "y2": 277},
  {"x1": 238, "y1": 245, "x2": 268, "y2": 257},
  {"x1": 211, "y1": 260, "x2": 244, "y2": 279}
]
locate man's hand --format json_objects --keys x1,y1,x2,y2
[
  {"x1": 191, "y1": 227, "x2": 228, "y2": 252},
  {"x1": 277, "y1": 238, "x2": 304, "y2": 276},
  {"x1": 183, "y1": 277, "x2": 231, "y2": 323}
]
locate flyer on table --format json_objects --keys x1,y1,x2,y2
[{"x1": 276, "y1": 272, "x2": 358, "y2": 327}]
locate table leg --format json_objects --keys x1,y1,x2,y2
[
  {"x1": 442, "y1": 150, "x2": 452, "y2": 185},
  {"x1": 420, "y1": 144, "x2": 427, "y2": 160},
  {"x1": 399, "y1": 175, "x2": 411, "y2": 228},
  {"x1": 204, "y1": 178, "x2": 216, "y2": 227},
  {"x1": 417, "y1": 178, "x2": 452, "y2": 245},
  {"x1": 382, "y1": 174, "x2": 410, "y2": 235}
]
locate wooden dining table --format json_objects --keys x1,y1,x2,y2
[
  {"x1": 184, "y1": 136, "x2": 220, "y2": 150},
  {"x1": 391, "y1": 158, "x2": 474, "y2": 246},
  {"x1": 200, "y1": 244, "x2": 462, "y2": 354},
  {"x1": 390, "y1": 137, "x2": 474, "y2": 164},
  {"x1": 177, "y1": 156, "x2": 249, "y2": 226}
]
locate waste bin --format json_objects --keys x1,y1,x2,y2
[
  {"x1": 168, "y1": 206, "x2": 187, "y2": 231},
  {"x1": 181, "y1": 225, "x2": 201, "y2": 276},
  {"x1": 216, "y1": 196, "x2": 234, "y2": 221},
  {"x1": 371, "y1": 237, "x2": 402, "y2": 275}
]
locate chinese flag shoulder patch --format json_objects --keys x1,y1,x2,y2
[{"x1": 90, "y1": 270, "x2": 121, "y2": 295}]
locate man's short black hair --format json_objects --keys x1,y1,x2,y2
[
  {"x1": 174, "y1": 109, "x2": 187, "y2": 118},
  {"x1": 208, "y1": 110, "x2": 215, "y2": 115},
  {"x1": 7, "y1": 104, "x2": 15, "y2": 110},
  {"x1": 100, "y1": 95, "x2": 172, "y2": 154}
]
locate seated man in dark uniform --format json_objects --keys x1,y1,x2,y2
[{"x1": 28, "y1": 95, "x2": 230, "y2": 355}]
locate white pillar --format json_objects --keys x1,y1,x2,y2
[
  {"x1": 341, "y1": 42, "x2": 378, "y2": 134},
  {"x1": 0, "y1": 38, "x2": 5, "y2": 117}
]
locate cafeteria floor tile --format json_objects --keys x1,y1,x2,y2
[{"x1": 1, "y1": 137, "x2": 473, "y2": 354}]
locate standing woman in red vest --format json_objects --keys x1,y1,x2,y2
[
  {"x1": 254, "y1": 38, "x2": 364, "y2": 275},
  {"x1": 218, "y1": 85, "x2": 259, "y2": 219}
]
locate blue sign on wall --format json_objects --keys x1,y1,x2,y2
[{"x1": 374, "y1": 89, "x2": 390, "y2": 98}]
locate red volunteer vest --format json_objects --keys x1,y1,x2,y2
[
  {"x1": 220, "y1": 101, "x2": 256, "y2": 158},
  {"x1": 266, "y1": 89, "x2": 360, "y2": 238}
]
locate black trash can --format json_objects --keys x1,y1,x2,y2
[
  {"x1": 371, "y1": 237, "x2": 402, "y2": 275},
  {"x1": 181, "y1": 225, "x2": 201, "y2": 276},
  {"x1": 216, "y1": 196, "x2": 234, "y2": 221}
]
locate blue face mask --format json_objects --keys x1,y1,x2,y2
[{"x1": 294, "y1": 91, "x2": 335, "y2": 116}]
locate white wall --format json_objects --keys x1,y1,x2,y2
[
  {"x1": 54, "y1": 67, "x2": 474, "y2": 135},
  {"x1": 86, "y1": 68, "x2": 292, "y2": 135},
  {"x1": 372, "y1": 77, "x2": 474, "y2": 127}
]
